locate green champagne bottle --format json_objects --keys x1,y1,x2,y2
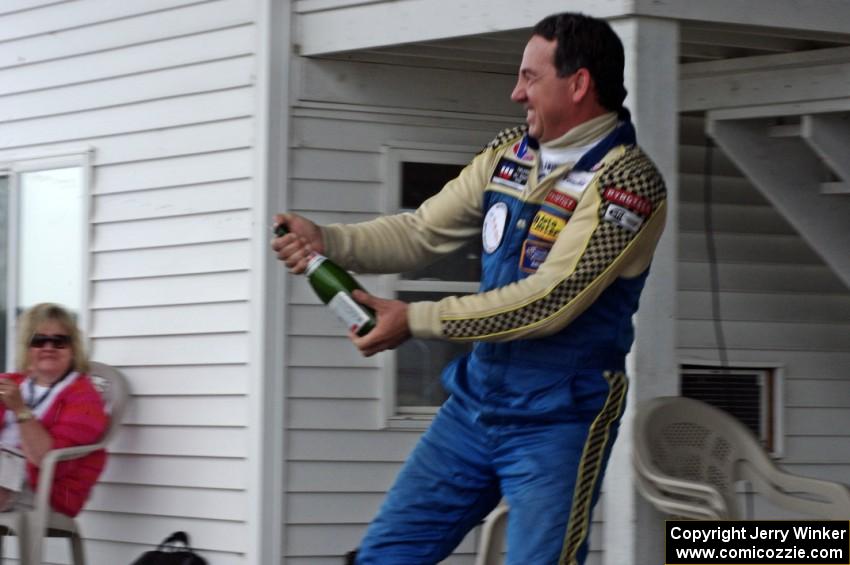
[{"x1": 275, "y1": 224, "x2": 376, "y2": 336}]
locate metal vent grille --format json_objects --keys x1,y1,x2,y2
[{"x1": 680, "y1": 365, "x2": 776, "y2": 452}]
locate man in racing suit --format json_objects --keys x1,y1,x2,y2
[{"x1": 273, "y1": 12, "x2": 667, "y2": 565}]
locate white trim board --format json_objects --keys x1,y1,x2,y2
[
  {"x1": 248, "y1": 0, "x2": 289, "y2": 564},
  {"x1": 295, "y1": 0, "x2": 631, "y2": 55},
  {"x1": 296, "y1": 0, "x2": 850, "y2": 56}
]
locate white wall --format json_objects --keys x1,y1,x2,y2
[
  {"x1": 676, "y1": 115, "x2": 850, "y2": 508},
  {"x1": 0, "y1": 1, "x2": 261, "y2": 563}
]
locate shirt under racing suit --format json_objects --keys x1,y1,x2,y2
[{"x1": 322, "y1": 111, "x2": 667, "y2": 565}]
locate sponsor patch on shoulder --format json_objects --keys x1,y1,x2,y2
[
  {"x1": 602, "y1": 187, "x2": 651, "y2": 233},
  {"x1": 602, "y1": 187, "x2": 653, "y2": 216},
  {"x1": 603, "y1": 204, "x2": 644, "y2": 232},
  {"x1": 555, "y1": 170, "x2": 596, "y2": 194},
  {"x1": 491, "y1": 158, "x2": 531, "y2": 191}
]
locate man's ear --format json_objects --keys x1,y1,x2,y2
[{"x1": 570, "y1": 68, "x2": 594, "y2": 103}]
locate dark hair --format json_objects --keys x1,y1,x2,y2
[{"x1": 532, "y1": 13, "x2": 627, "y2": 111}]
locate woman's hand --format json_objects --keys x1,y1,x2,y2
[
  {"x1": 0, "y1": 377, "x2": 53, "y2": 466},
  {"x1": 0, "y1": 378, "x2": 25, "y2": 412}
]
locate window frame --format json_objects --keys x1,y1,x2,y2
[
  {"x1": 1, "y1": 149, "x2": 93, "y2": 372},
  {"x1": 679, "y1": 360, "x2": 785, "y2": 458},
  {"x1": 380, "y1": 141, "x2": 479, "y2": 427}
]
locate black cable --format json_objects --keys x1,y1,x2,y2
[
  {"x1": 702, "y1": 137, "x2": 730, "y2": 371},
  {"x1": 705, "y1": 138, "x2": 763, "y2": 516}
]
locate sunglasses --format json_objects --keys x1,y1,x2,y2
[{"x1": 29, "y1": 333, "x2": 72, "y2": 349}]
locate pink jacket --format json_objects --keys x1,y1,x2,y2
[{"x1": 0, "y1": 373, "x2": 108, "y2": 517}]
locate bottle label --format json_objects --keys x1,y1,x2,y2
[
  {"x1": 328, "y1": 291, "x2": 371, "y2": 334},
  {"x1": 304, "y1": 253, "x2": 326, "y2": 276}
]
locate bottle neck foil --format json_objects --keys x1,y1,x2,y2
[{"x1": 305, "y1": 253, "x2": 327, "y2": 276}]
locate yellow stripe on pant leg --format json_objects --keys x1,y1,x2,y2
[{"x1": 559, "y1": 371, "x2": 629, "y2": 565}]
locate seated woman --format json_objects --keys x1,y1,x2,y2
[{"x1": 0, "y1": 302, "x2": 108, "y2": 516}]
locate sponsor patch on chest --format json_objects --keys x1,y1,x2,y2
[
  {"x1": 511, "y1": 136, "x2": 535, "y2": 162},
  {"x1": 482, "y1": 202, "x2": 509, "y2": 253},
  {"x1": 520, "y1": 239, "x2": 552, "y2": 273},
  {"x1": 491, "y1": 158, "x2": 531, "y2": 191},
  {"x1": 528, "y1": 190, "x2": 578, "y2": 242},
  {"x1": 555, "y1": 170, "x2": 596, "y2": 195}
]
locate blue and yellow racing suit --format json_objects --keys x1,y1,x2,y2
[{"x1": 322, "y1": 111, "x2": 667, "y2": 565}]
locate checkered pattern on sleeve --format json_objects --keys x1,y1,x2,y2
[
  {"x1": 443, "y1": 146, "x2": 667, "y2": 339},
  {"x1": 479, "y1": 124, "x2": 528, "y2": 153}
]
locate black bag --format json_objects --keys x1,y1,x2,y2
[{"x1": 130, "y1": 531, "x2": 208, "y2": 565}]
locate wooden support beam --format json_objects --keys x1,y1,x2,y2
[
  {"x1": 801, "y1": 113, "x2": 850, "y2": 180},
  {"x1": 681, "y1": 47, "x2": 850, "y2": 112},
  {"x1": 708, "y1": 117, "x2": 850, "y2": 288},
  {"x1": 680, "y1": 26, "x2": 836, "y2": 53},
  {"x1": 821, "y1": 182, "x2": 850, "y2": 195},
  {"x1": 634, "y1": 0, "x2": 850, "y2": 37},
  {"x1": 709, "y1": 100, "x2": 850, "y2": 121},
  {"x1": 767, "y1": 124, "x2": 803, "y2": 138}
]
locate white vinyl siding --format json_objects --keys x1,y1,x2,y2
[
  {"x1": 0, "y1": 1, "x2": 259, "y2": 563},
  {"x1": 676, "y1": 115, "x2": 850, "y2": 516}
]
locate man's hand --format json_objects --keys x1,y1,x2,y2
[
  {"x1": 349, "y1": 290, "x2": 412, "y2": 357},
  {"x1": 271, "y1": 213, "x2": 325, "y2": 273}
]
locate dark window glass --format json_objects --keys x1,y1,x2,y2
[
  {"x1": 0, "y1": 176, "x2": 7, "y2": 369},
  {"x1": 399, "y1": 161, "x2": 481, "y2": 282},
  {"x1": 401, "y1": 162, "x2": 465, "y2": 209},
  {"x1": 396, "y1": 291, "x2": 473, "y2": 407}
]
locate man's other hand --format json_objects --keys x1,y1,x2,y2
[{"x1": 349, "y1": 290, "x2": 412, "y2": 356}]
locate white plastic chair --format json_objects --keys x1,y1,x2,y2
[
  {"x1": 633, "y1": 396, "x2": 850, "y2": 520},
  {"x1": 474, "y1": 501, "x2": 508, "y2": 565},
  {"x1": 0, "y1": 361, "x2": 130, "y2": 565}
]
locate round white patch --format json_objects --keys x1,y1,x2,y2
[{"x1": 482, "y1": 202, "x2": 508, "y2": 253}]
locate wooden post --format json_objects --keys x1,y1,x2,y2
[{"x1": 605, "y1": 16, "x2": 679, "y2": 565}]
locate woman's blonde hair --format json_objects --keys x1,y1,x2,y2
[{"x1": 15, "y1": 303, "x2": 89, "y2": 374}]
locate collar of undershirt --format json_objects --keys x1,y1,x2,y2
[{"x1": 538, "y1": 112, "x2": 618, "y2": 177}]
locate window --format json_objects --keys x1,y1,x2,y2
[
  {"x1": 680, "y1": 363, "x2": 783, "y2": 456},
  {"x1": 1, "y1": 154, "x2": 90, "y2": 371},
  {"x1": 0, "y1": 175, "x2": 7, "y2": 369},
  {"x1": 383, "y1": 144, "x2": 479, "y2": 418}
]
